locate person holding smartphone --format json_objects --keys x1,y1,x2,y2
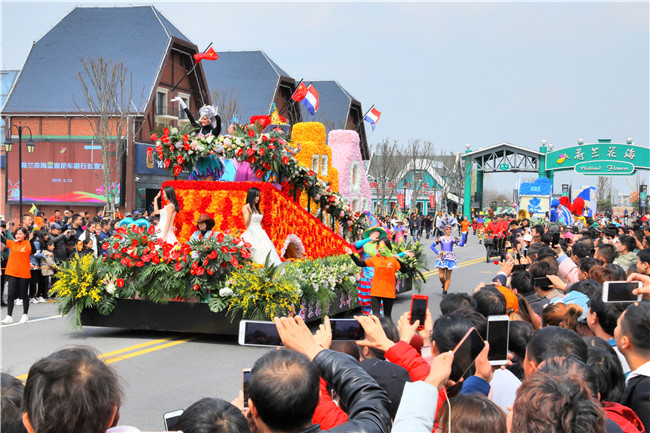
[{"x1": 346, "y1": 238, "x2": 414, "y2": 319}]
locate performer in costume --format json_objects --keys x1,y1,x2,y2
[
  {"x1": 353, "y1": 227, "x2": 385, "y2": 315},
  {"x1": 476, "y1": 213, "x2": 485, "y2": 243},
  {"x1": 152, "y1": 185, "x2": 179, "y2": 245},
  {"x1": 189, "y1": 214, "x2": 215, "y2": 242},
  {"x1": 346, "y1": 237, "x2": 414, "y2": 319},
  {"x1": 431, "y1": 216, "x2": 466, "y2": 295},
  {"x1": 393, "y1": 220, "x2": 407, "y2": 243},
  {"x1": 171, "y1": 97, "x2": 223, "y2": 181},
  {"x1": 241, "y1": 187, "x2": 282, "y2": 266}
]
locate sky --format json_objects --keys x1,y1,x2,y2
[{"x1": 1, "y1": 1, "x2": 648, "y2": 196}]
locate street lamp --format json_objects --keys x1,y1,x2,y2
[{"x1": 4, "y1": 122, "x2": 35, "y2": 217}]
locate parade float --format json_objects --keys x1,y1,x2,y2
[{"x1": 53, "y1": 117, "x2": 424, "y2": 334}]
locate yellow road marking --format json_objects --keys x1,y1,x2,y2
[
  {"x1": 421, "y1": 256, "x2": 486, "y2": 277},
  {"x1": 16, "y1": 335, "x2": 198, "y2": 381},
  {"x1": 104, "y1": 335, "x2": 199, "y2": 364}
]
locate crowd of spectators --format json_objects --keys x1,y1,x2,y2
[{"x1": 0, "y1": 208, "x2": 157, "y2": 323}]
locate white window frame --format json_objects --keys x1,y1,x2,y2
[
  {"x1": 321, "y1": 155, "x2": 328, "y2": 176},
  {"x1": 156, "y1": 87, "x2": 169, "y2": 116},
  {"x1": 351, "y1": 161, "x2": 361, "y2": 193},
  {"x1": 312, "y1": 155, "x2": 320, "y2": 174},
  {"x1": 177, "y1": 91, "x2": 190, "y2": 119}
]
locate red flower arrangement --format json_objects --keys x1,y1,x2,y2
[{"x1": 163, "y1": 181, "x2": 352, "y2": 258}]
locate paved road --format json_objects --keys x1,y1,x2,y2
[{"x1": 1, "y1": 231, "x2": 500, "y2": 430}]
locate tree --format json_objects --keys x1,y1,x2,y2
[
  {"x1": 403, "y1": 139, "x2": 435, "y2": 213},
  {"x1": 596, "y1": 176, "x2": 613, "y2": 210},
  {"x1": 367, "y1": 139, "x2": 403, "y2": 215},
  {"x1": 76, "y1": 58, "x2": 136, "y2": 218},
  {"x1": 211, "y1": 87, "x2": 243, "y2": 129}
]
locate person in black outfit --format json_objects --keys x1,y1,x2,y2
[
  {"x1": 171, "y1": 96, "x2": 223, "y2": 181},
  {"x1": 615, "y1": 301, "x2": 650, "y2": 432}
]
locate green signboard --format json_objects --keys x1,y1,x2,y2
[
  {"x1": 498, "y1": 163, "x2": 510, "y2": 171},
  {"x1": 545, "y1": 141, "x2": 649, "y2": 175}
]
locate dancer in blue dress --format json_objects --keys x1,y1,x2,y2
[{"x1": 431, "y1": 216, "x2": 466, "y2": 295}]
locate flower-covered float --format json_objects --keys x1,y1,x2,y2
[{"x1": 54, "y1": 116, "x2": 422, "y2": 335}]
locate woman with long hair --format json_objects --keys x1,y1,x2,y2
[
  {"x1": 241, "y1": 187, "x2": 281, "y2": 266},
  {"x1": 2, "y1": 226, "x2": 33, "y2": 324},
  {"x1": 346, "y1": 237, "x2": 414, "y2": 319},
  {"x1": 152, "y1": 185, "x2": 179, "y2": 244}
]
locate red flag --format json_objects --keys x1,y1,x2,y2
[
  {"x1": 193, "y1": 47, "x2": 219, "y2": 64},
  {"x1": 291, "y1": 82, "x2": 308, "y2": 102}
]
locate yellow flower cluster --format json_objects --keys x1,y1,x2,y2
[
  {"x1": 51, "y1": 255, "x2": 102, "y2": 304},
  {"x1": 291, "y1": 122, "x2": 339, "y2": 193},
  {"x1": 227, "y1": 267, "x2": 300, "y2": 320}
]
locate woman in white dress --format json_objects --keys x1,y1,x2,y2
[
  {"x1": 241, "y1": 187, "x2": 282, "y2": 266},
  {"x1": 152, "y1": 185, "x2": 179, "y2": 244}
]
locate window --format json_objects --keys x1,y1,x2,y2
[
  {"x1": 352, "y1": 199, "x2": 359, "y2": 212},
  {"x1": 351, "y1": 162, "x2": 361, "y2": 192},
  {"x1": 177, "y1": 92, "x2": 190, "y2": 119},
  {"x1": 311, "y1": 155, "x2": 320, "y2": 174},
  {"x1": 362, "y1": 198, "x2": 368, "y2": 211},
  {"x1": 321, "y1": 155, "x2": 328, "y2": 176},
  {"x1": 156, "y1": 91, "x2": 166, "y2": 115}
]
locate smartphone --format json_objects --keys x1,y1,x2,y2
[
  {"x1": 242, "y1": 368, "x2": 251, "y2": 408},
  {"x1": 589, "y1": 248, "x2": 596, "y2": 257},
  {"x1": 534, "y1": 277, "x2": 552, "y2": 288},
  {"x1": 163, "y1": 409, "x2": 184, "y2": 431},
  {"x1": 512, "y1": 264, "x2": 529, "y2": 272},
  {"x1": 602, "y1": 281, "x2": 642, "y2": 303},
  {"x1": 330, "y1": 319, "x2": 365, "y2": 341},
  {"x1": 450, "y1": 328, "x2": 484, "y2": 382},
  {"x1": 238, "y1": 320, "x2": 283, "y2": 347},
  {"x1": 552, "y1": 232, "x2": 561, "y2": 246},
  {"x1": 410, "y1": 295, "x2": 428, "y2": 329},
  {"x1": 522, "y1": 249, "x2": 528, "y2": 258},
  {"x1": 487, "y1": 315, "x2": 509, "y2": 366}
]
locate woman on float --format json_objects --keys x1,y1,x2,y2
[
  {"x1": 171, "y1": 97, "x2": 223, "y2": 181},
  {"x1": 431, "y1": 217, "x2": 466, "y2": 296},
  {"x1": 241, "y1": 187, "x2": 282, "y2": 266},
  {"x1": 352, "y1": 226, "x2": 385, "y2": 315},
  {"x1": 152, "y1": 185, "x2": 179, "y2": 245},
  {"x1": 346, "y1": 237, "x2": 414, "y2": 319}
]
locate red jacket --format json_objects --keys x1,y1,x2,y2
[
  {"x1": 385, "y1": 341, "x2": 446, "y2": 419},
  {"x1": 312, "y1": 377, "x2": 348, "y2": 429},
  {"x1": 602, "y1": 401, "x2": 646, "y2": 433}
]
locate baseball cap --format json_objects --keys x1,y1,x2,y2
[{"x1": 51, "y1": 223, "x2": 62, "y2": 230}]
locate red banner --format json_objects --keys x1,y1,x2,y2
[
  {"x1": 397, "y1": 193, "x2": 405, "y2": 209},
  {"x1": 428, "y1": 192, "x2": 435, "y2": 208}
]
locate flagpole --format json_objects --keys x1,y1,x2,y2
[
  {"x1": 278, "y1": 79, "x2": 303, "y2": 119},
  {"x1": 170, "y1": 42, "x2": 213, "y2": 95}
]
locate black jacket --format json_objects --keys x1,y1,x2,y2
[
  {"x1": 620, "y1": 374, "x2": 650, "y2": 432},
  {"x1": 49, "y1": 233, "x2": 75, "y2": 263},
  {"x1": 298, "y1": 350, "x2": 391, "y2": 433}
]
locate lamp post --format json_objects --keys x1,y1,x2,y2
[{"x1": 4, "y1": 122, "x2": 35, "y2": 217}]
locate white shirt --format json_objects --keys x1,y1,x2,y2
[{"x1": 626, "y1": 359, "x2": 650, "y2": 385}]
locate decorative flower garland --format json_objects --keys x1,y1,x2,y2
[
  {"x1": 163, "y1": 180, "x2": 352, "y2": 258},
  {"x1": 150, "y1": 119, "x2": 368, "y2": 240}
]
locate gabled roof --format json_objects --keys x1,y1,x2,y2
[
  {"x1": 203, "y1": 51, "x2": 294, "y2": 122},
  {"x1": 2, "y1": 6, "x2": 191, "y2": 114},
  {"x1": 466, "y1": 142, "x2": 542, "y2": 158}
]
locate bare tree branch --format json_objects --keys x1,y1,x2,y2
[{"x1": 75, "y1": 57, "x2": 134, "y2": 218}]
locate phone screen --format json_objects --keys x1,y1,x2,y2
[
  {"x1": 487, "y1": 318, "x2": 509, "y2": 363},
  {"x1": 552, "y1": 232, "x2": 561, "y2": 246},
  {"x1": 330, "y1": 319, "x2": 365, "y2": 341},
  {"x1": 243, "y1": 370, "x2": 251, "y2": 408},
  {"x1": 512, "y1": 264, "x2": 529, "y2": 272},
  {"x1": 410, "y1": 296, "x2": 428, "y2": 326},
  {"x1": 604, "y1": 282, "x2": 641, "y2": 303},
  {"x1": 163, "y1": 410, "x2": 184, "y2": 431},
  {"x1": 244, "y1": 322, "x2": 282, "y2": 346},
  {"x1": 534, "y1": 277, "x2": 552, "y2": 288},
  {"x1": 450, "y1": 328, "x2": 484, "y2": 382}
]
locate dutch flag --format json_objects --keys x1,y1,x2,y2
[
  {"x1": 364, "y1": 107, "x2": 381, "y2": 130},
  {"x1": 302, "y1": 85, "x2": 319, "y2": 115}
]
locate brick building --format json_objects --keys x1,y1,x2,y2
[{"x1": 1, "y1": 6, "x2": 209, "y2": 221}]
